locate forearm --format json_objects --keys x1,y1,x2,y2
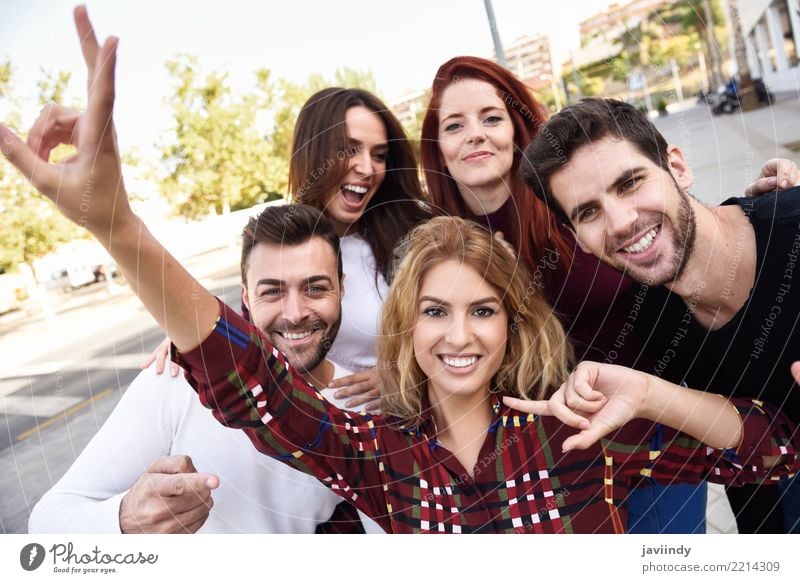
[
  {"x1": 29, "y1": 492, "x2": 125, "y2": 534},
  {"x1": 97, "y1": 213, "x2": 219, "y2": 351},
  {"x1": 641, "y1": 376, "x2": 742, "y2": 450}
]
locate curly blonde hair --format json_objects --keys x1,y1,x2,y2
[{"x1": 378, "y1": 216, "x2": 573, "y2": 425}]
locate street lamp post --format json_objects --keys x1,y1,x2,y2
[{"x1": 483, "y1": 0, "x2": 508, "y2": 67}]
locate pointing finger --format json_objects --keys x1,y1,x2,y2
[{"x1": 503, "y1": 396, "x2": 550, "y2": 416}]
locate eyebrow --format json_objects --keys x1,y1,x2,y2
[
  {"x1": 568, "y1": 166, "x2": 647, "y2": 223},
  {"x1": 255, "y1": 275, "x2": 334, "y2": 287},
  {"x1": 347, "y1": 137, "x2": 389, "y2": 150},
  {"x1": 418, "y1": 295, "x2": 500, "y2": 306},
  {"x1": 440, "y1": 106, "x2": 505, "y2": 125}
]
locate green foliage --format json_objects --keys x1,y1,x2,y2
[
  {"x1": 158, "y1": 60, "x2": 378, "y2": 218},
  {"x1": 36, "y1": 69, "x2": 72, "y2": 105},
  {"x1": 0, "y1": 63, "x2": 83, "y2": 273}
]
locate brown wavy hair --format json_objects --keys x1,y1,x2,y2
[
  {"x1": 378, "y1": 216, "x2": 573, "y2": 425},
  {"x1": 420, "y1": 56, "x2": 572, "y2": 283},
  {"x1": 289, "y1": 87, "x2": 430, "y2": 283}
]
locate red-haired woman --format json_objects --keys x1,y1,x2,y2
[{"x1": 420, "y1": 55, "x2": 632, "y2": 393}]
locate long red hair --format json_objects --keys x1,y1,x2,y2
[{"x1": 420, "y1": 56, "x2": 572, "y2": 277}]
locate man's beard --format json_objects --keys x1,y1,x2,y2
[
  {"x1": 604, "y1": 183, "x2": 697, "y2": 287},
  {"x1": 267, "y1": 311, "x2": 342, "y2": 375},
  {"x1": 669, "y1": 188, "x2": 697, "y2": 284}
]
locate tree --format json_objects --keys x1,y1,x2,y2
[
  {"x1": 158, "y1": 56, "x2": 285, "y2": 217},
  {"x1": 0, "y1": 62, "x2": 83, "y2": 273},
  {"x1": 158, "y1": 62, "x2": 379, "y2": 217}
]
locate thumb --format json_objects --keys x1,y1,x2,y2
[
  {"x1": 146, "y1": 455, "x2": 198, "y2": 475},
  {"x1": 562, "y1": 422, "x2": 613, "y2": 452}
]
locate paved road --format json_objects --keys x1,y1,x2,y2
[{"x1": 0, "y1": 265, "x2": 242, "y2": 533}]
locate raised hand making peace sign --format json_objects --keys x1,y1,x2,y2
[
  {"x1": 0, "y1": 6, "x2": 132, "y2": 245},
  {"x1": 0, "y1": 5, "x2": 219, "y2": 351}
]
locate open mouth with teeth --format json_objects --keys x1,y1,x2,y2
[
  {"x1": 339, "y1": 183, "x2": 370, "y2": 209},
  {"x1": 439, "y1": 354, "x2": 480, "y2": 371},
  {"x1": 620, "y1": 225, "x2": 660, "y2": 254},
  {"x1": 276, "y1": 329, "x2": 320, "y2": 344}
]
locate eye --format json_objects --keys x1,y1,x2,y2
[
  {"x1": 372, "y1": 151, "x2": 387, "y2": 163},
  {"x1": 483, "y1": 115, "x2": 503, "y2": 126},
  {"x1": 576, "y1": 207, "x2": 598, "y2": 224},
  {"x1": 307, "y1": 285, "x2": 325, "y2": 294},
  {"x1": 443, "y1": 122, "x2": 462, "y2": 133},
  {"x1": 620, "y1": 176, "x2": 641, "y2": 192},
  {"x1": 423, "y1": 306, "x2": 446, "y2": 318},
  {"x1": 259, "y1": 288, "x2": 281, "y2": 298},
  {"x1": 473, "y1": 306, "x2": 496, "y2": 318}
]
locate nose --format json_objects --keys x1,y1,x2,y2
[
  {"x1": 352, "y1": 147, "x2": 374, "y2": 177},
  {"x1": 444, "y1": 312, "x2": 474, "y2": 348},
  {"x1": 281, "y1": 290, "x2": 310, "y2": 325},
  {"x1": 464, "y1": 118, "x2": 487, "y2": 145},
  {"x1": 605, "y1": 197, "x2": 638, "y2": 240}
]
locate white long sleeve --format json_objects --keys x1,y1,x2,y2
[{"x1": 28, "y1": 366, "x2": 348, "y2": 533}]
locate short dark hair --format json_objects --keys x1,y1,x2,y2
[
  {"x1": 240, "y1": 204, "x2": 342, "y2": 285},
  {"x1": 520, "y1": 98, "x2": 670, "y2": 224}
]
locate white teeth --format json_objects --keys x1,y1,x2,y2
[
  {"x1": 442, "y1": 355, "x2": 477, "y2": 368},
  {"x1": 283, "y1": 330, "x2": 312, "y2": 340},
  {"x1": 342, "y1": 184, "x2": 368, "y2": 194},
  {"x1": 623, "y1": 228, "x2": 658, "y2": 253}
]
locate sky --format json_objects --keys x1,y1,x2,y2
[{"x1": 0, "y1": 0, "x2": 617, "y2": 155}]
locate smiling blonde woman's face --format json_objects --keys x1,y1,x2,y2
[{"x1": 412, "y1": 259, "x2": 507, "y2": 406}]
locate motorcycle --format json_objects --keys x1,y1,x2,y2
[
  {"x1": 707, "y1": 77, "x2": 774, "y2": 115},
  {"x1": 708, "y1": 80, "x2": 739, "y2": 115}
]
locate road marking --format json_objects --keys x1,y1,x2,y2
[{"x1": 15, "y1": 388, "x2": 114, "y2": 442}]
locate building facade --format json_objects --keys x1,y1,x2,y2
[{"x1": 737, "y1": 0, "x2": 800, "y2": 92}]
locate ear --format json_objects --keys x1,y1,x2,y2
[
  {"x1": 666, "y1": 144, "x2": 693, "y2": 191},
  {"x1": 241, "y1": 285, "x2": 250, "y2": 312},
  {"x1": 339, "y1": 272, "x2": 346, "y2": 300}
]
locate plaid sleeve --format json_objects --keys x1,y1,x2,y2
[
  {"x1": 604, "y1": 398, "x2": 799, "y2": 487},
  {"x1": 174, "y1": 298, "x2": 392, "y2": 530}
]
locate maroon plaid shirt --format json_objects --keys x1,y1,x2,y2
[{"x1": 175, "y1": 301, "x2": 799, "y2": 533}]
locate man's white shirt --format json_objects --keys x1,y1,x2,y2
[{"x1": 28, "y1": 363, "x2": 384, "y2": 533}]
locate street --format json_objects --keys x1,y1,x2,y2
[{"x1": 0, "y1": 251, "x2": 242, "y2": 533}]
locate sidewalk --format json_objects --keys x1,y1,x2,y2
[
  {"x1": 0, "y1": 243, "x2": 241, "y2": 379},
  {"x1": 653, "y1": 95, "x2": 800, "y2": 205}
]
